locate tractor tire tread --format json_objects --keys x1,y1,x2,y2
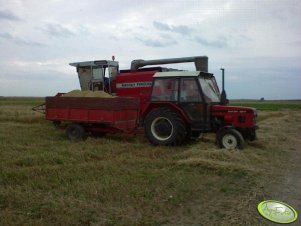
[{"x1": 144, "y1": 107, "x2": 187, "y2": 146}]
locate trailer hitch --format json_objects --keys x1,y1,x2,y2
[{"x1": 32, "y1": 103, "x2": 46, "y2": 114}]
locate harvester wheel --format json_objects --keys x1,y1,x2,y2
[
  {"x1": 144, "y1": 108, "x2": 187, "y2": 145},
  {"x1": 216, "y1": 128, "x2": 244, "y2": 150},
  {"x1": 66, "y1": 123, "x2": 85, "y2": 140}
]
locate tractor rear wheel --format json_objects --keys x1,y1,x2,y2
[
  {"x1": 144, "y1": 108, "x2": 187, "y2": 145},
  {"x1": 216, "y1": 128, "x2": 244, "y2": 150},
  {"x1": 66, "y1": 123, "x2": 85, "y2": 140}
]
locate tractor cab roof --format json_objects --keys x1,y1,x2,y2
[{"x1": 153, "y1": 71, "x2": 213, "y2": 78}]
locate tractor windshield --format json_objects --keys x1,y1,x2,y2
[{"x1": 199, "y1": 77, "x2": 220, "y2": 103}]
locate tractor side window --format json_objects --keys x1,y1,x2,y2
[
  {"x1": 151, "y1": 78, "x2": 178, "y2": 101},
  {"x1": 180, "y1": 78, "x2": 202, "y2": 102},
  {"x1": 199, "y1": 78, "x2": 220, "y2": 103}
]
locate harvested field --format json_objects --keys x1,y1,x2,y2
[{"x1": 0, "y1": 98, "x2": 300, "y2": 225}]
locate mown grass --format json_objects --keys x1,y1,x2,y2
[
  {"x1": 0, "y1": 98, "x2": 300, "y2": 225},
  {"x1": 0, "y1": 122, "x2": 256, "y2": 225}
]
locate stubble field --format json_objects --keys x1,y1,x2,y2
[{"x1": 0, "y1": 97, "x2": 300, "y2": 226}]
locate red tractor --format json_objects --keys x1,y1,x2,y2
[{"x1": 36, "y1": 56, "x2": 257, "y2": 149}]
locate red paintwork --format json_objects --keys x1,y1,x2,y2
[
  {"x1": 45, "y1": 96, "x2": 140, "y2": 130},
  {"x1": 142, "y1": 102, "x2": 191, "y2": 123},
  {"x1": 45, "y1": 69, "x2": 161, "y2": 134},
  {"x1": 45, "y1": 68, "x2": 256, "y2": 135},
  {"x1": 113, "y1": 70, "x2": 156, "y2": 114},
  {"x1": 211, "y1": 105, "x2": 256, "y2": 128}
]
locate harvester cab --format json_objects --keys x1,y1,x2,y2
[{"x1": 69, "y1": 60, "x2": 119, "y2": 93}]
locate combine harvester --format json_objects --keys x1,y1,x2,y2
[{"x1": 33, "y1": 56, "x2": 258, "y2": 149}]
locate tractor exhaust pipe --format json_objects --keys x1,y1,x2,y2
[
  {"x1": 131, "y1": 56, "x2": 208, "y2": 72},
  {"x1": 220, "y1": 68, "x2": 228, "y2": 105}
]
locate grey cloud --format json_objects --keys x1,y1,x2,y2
[
  {"x1": 14, "y1": 38, "x2": 45, "y2": 47},
  {"x1": 0, "y1": 32, "x2": 45, "y2": 47},
  {"x1": 136, "y1": 37, "x2": 177, "y2": 47},
  {"x1": 173, "y1": 25, "x2": 193, "y2": 36},
  {"x1": 195, "y1": 36, "x2": 228, "y2": 48},
  {"x1": 287, "y1": 40, "x2": 301, "y2": 47},
  {"x1": 0, "y1": 70, "x2": 69, "y2": 81},
  {"x1": 160, "y1": 33, "x2": 172, "y2": 40},
  {"x1": 238, "y1": 34, "x2": 252, "y2": 42},
  {"x1": 153, "y1": 21, "x2": 193, "y2": 36},
  {"x1": 153, "y1": 21, "x2": 171, "y2": 31},
  {"x1": 38, "y1": 23, "x2": 75, "y2": 38},
  {"x1": 0, "y1": 10, "x2": 20, "y2": 21},
  {"x1": 233, "y1": 56, "x2": 301, "y2": 75},
  {"x1": 0, "y1": 32, "x2": 12, "y2": 39},
  {"x1": 109, "y1": 35, "x2": 119, "y2": 41}
]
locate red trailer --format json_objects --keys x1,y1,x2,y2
[{"x1": 45, "y1": 94, "x2": 141, "y2": 139}]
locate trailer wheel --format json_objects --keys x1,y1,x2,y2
[
  {"x1": 53, "y1": 121, "x2": 61, "y2": 127},
  {"x1": 217, "y1": 128, "x2": 244, "y2": 150},
  {"x1": 144, "y1": 108, "x2": 187, "y2": 145},
  {"x1": 66, "y1": 124, "x2": 85, "y2": 140}
]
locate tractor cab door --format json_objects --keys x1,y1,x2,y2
[{"x1": 179, "y1": 77, "x2": 209, "y2": 131}]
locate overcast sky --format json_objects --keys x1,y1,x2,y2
[{"x1": 0, "y1": 0, "x2": 300, "y2": 99}]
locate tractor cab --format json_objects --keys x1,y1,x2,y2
[
  {"x1": 69, "y1": 60, "x2": 119, "y2": 93},
  {"x1": 151, "y1": 71, "x2": 220, "y2": 103},
  {"x1": 151, "y1": 71, "x2": 220, "y2": 127}
]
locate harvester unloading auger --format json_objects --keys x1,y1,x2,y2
[
  {"x1": 130, "y1": 56, "x2": 208, "y2": 71},
  {"x1": 34, "y1": 56, "x2": 258, "y2": 149}
]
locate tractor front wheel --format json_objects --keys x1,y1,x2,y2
[
  {"x1": 144, "y1": 108, "x2": 187, "y2": 145},
  {"x1": 216, "y1": 128, "x2": 244, "y2": 150}
]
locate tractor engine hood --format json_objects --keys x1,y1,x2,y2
[
  {"x1": 211, "y1": 105, "x2": 256, "y2": 114},
  {"x1": 211, "y1": 105, "x2": 258, "y2": 129}
]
